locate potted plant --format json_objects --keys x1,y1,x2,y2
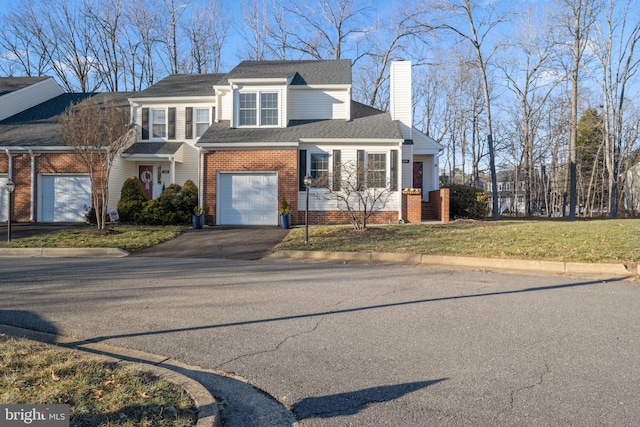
[
  {"x1": 192, "y1": 205, "x2": 206, "y2": 229},
  {"x1": 279, "y1": 198, "x2": 290, "y2": 229}
]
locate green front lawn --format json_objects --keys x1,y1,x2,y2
[
  {"x1": 0, "y1": 225, "x2": 184, "y2": 253},
  {"x1": 277, "y1": 219, "x2": 640, "y2": 267}
]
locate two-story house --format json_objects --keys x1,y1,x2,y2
[{"x1": 120, "y1": 59, "x2": 445, "y2": 226}]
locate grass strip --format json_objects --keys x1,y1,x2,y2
[{"x1": 0, "y1": 335, "x2": 196, "y2": 426}]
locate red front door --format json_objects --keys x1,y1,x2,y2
[
  {"x1": 139, "y1": 165, "x2": 153, "y2": 199},
  {"x1": 413, "y1": 162, "x2": 423, "y2": 190}
]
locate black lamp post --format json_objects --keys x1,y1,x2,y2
[
  {"x1": 303, "y1": 175, "x2": 312, "y2": 246},
  {"x1": 6, "y1": 179, "x2": 15, "y2": 242}
]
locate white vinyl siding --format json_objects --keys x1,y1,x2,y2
[
  {"x1": 298, "y1": 146, "x2": 400, "y2": 213},
  {"x1": 288, "y1": 88, "x2": 350, "y2": 120},
  {"x1": 108, "y1": 158, "x2": 136, "y2": 210}
]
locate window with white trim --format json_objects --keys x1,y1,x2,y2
[
  {"x1": 311, "y1": 153, "x2": 330, "y2": 187},
  {"x1": 238, "y1": 92, "x2": 279, "y2": 127},
  {"x1": 260, "y1": 93, "x2": 278, "y2": 125},
  {"x1": 195, "y1": 108, "x2": 210, "y2": 137},
  {"x1": 239, "y1": 93, "x2": 256, "y2": 126},
  {"x1": 367, "y1": 153, "x2": 387, "y2": 188},
  {"x1": 152, "y1": 109, "x2": 166, "y2": 138}
]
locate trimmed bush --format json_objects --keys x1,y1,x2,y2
[
  {"x1": 445, "y1": 184, "x2": 490, "y2": 220},
  {"x1": 117, "y1": 178, "x2": 149, "y2": 223},
  {"x1": 138, "y1": 182, "x2": 198, "y2": 225}
]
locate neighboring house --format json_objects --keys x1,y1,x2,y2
[
  {"x1": 122, "y1": 59, "x2": 444, "y2": 226},
  {"x1": 0, "y1": 76, "x2": 64, "y2": 222},
  {"x1": 0, "y1": 90, "x2": 131, "y2": 223}
]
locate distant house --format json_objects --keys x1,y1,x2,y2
[{"x1": 2, "y1": 60, "x2": 446, "y2": 225}]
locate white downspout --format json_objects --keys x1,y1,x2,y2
[
  {"x1": 4, "y1": 148, "x2": 12, "y2": 181},
  {"x1": 170, "y1": 157, "x2": 175, "y2": 184},
  {"x1": 28, "y1": 149, "x2": 35, "y2": 222},
  {"x1": 397, "y1": 142, "x2": 403, "y2": 223}
]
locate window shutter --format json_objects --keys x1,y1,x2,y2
[
  {"x1": 185, "y1": 107, "x2": 193, "y2": 139},
  {"x1": 332, "y1": 150, "x2": 341, "y2": 191},
  {"x1": 168, "y1": 107, "x2": 176, "y2": 139},
  {"x1": 390, "y1": 150, "x2": 398, "y2": 191},
  {"x1": 141, "y1": 108, "x2": 149, "y2": 140},
  {"x1": 299, "y1": 149, "x2": 307, "y2": 191},
  {"x1": 357, "y1": 149, "x2": 365, "y2": 191}
]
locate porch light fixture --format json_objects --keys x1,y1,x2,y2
[
  {"x1": 6, "y1": 179, "x2": 15, "y2": 242},
  {"x1": 303, "y1": 175, "x2": 312, "y2": 245}
]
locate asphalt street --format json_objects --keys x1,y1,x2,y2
[{"x1": 1, "y1": 256, "x2": 639, "y2": 426}]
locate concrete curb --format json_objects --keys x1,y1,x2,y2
[
  {"x1": 0, "y1": 324, "x2": 220, "y2": 427},
  {"x1": 269, "y1": 250, "x2": 635, "y2": 278},
  {"x1": 0, "y1": 248, "x2": 129, "y2": 257}
]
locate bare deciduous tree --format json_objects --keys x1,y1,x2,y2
[
  {"x1": 59, "y1": 97, "x2": 135, "y2": 230},
  {"x1": 320, "y1": 160, "x2": 394, "y2": 230}
]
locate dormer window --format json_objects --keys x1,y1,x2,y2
[
  {"x1": 261, "y1": 93, "x2": 278, "y2": 125},
  {"x1": 237, "y1": 91, "x2": 279, "y2": 127}
]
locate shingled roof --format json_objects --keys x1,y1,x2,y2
[
  {"x1": 131, "y1": 73, "x2": 226, "y2": 98},
  {"x1": 196, "y1": 101, "x2": 402, "y2": 146},
  {"x1": 0, "y1": 76, "x2": 50, "y2": 96},
  {"x1": 226, "y1": 60, "x2": 352, "y2": 85},
  {"x1": 0, "y1": 92, "x2": 132, "y2": 147}
]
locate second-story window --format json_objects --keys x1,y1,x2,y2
[
  {"x1": 196, "y1": 108, "x2": 210, "y2": 137},
  {"x1": 152, "y1": 109, "x2": 166, "y2": 138},
  {"x1": 239, "y1": 93, "x2": 257, "y2": 126},
  {"x1": 261, "y1": 93, "x2": 278, "y2": 125},
  {"x1": 238, "y1": 92, "x2": 279, "y2": 127}
]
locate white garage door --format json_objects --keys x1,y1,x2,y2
[
  {"x1": 39, "y1": 175, "x2": 92, "y2": 222},
  {"x1": 218, "y1": 172, "x2": 278, "y2": 225},
  {"x1": 0, "y1": 176, "x2": 7, "y2": 222}
]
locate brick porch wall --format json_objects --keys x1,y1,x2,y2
[
  {"x1": 402, "y1": 189, "x2": 422, "y2": 223},
  {"x1": 429, "y1": 188, "x2": 450, "y2": 223},
  {"x1": 2, "y1": 152, "x2": 100, "y2": 222}
]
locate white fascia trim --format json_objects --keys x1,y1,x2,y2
[
  {"x1": 288, "y1": 84, "x2": 351, "y2": 90},
  {"x1": 198, "y1": 141, "x2": 298, "y2": 149},
  {"x1": 120, "y1": 154, "x2": 178, "y2": 161},
  {"x1": 299, "y1": 138, "x2": 404, "y2": 144},
  {"x1": 228, "y1": 78, "x2": 289, "y2": 85},
  {"x1": 2, "y1": 146, "x2": 77, "y2": 152},
  {"x1": 129, "y1": 96, "x2": 215, "y2": 104}
]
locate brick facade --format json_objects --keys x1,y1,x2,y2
[
  {"x1": 202, "y1": 149, "x2": 299, "y2": 225},
  {"x1": 2, "y1": 152, "x2": 99, "y2": 222},
  {"x1": 429, "y1": 188, "x2": 450, "y2": 223}
]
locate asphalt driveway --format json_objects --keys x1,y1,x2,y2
[{"x1": 132, "y1": 225, "x2": 290, "y2": 260}]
